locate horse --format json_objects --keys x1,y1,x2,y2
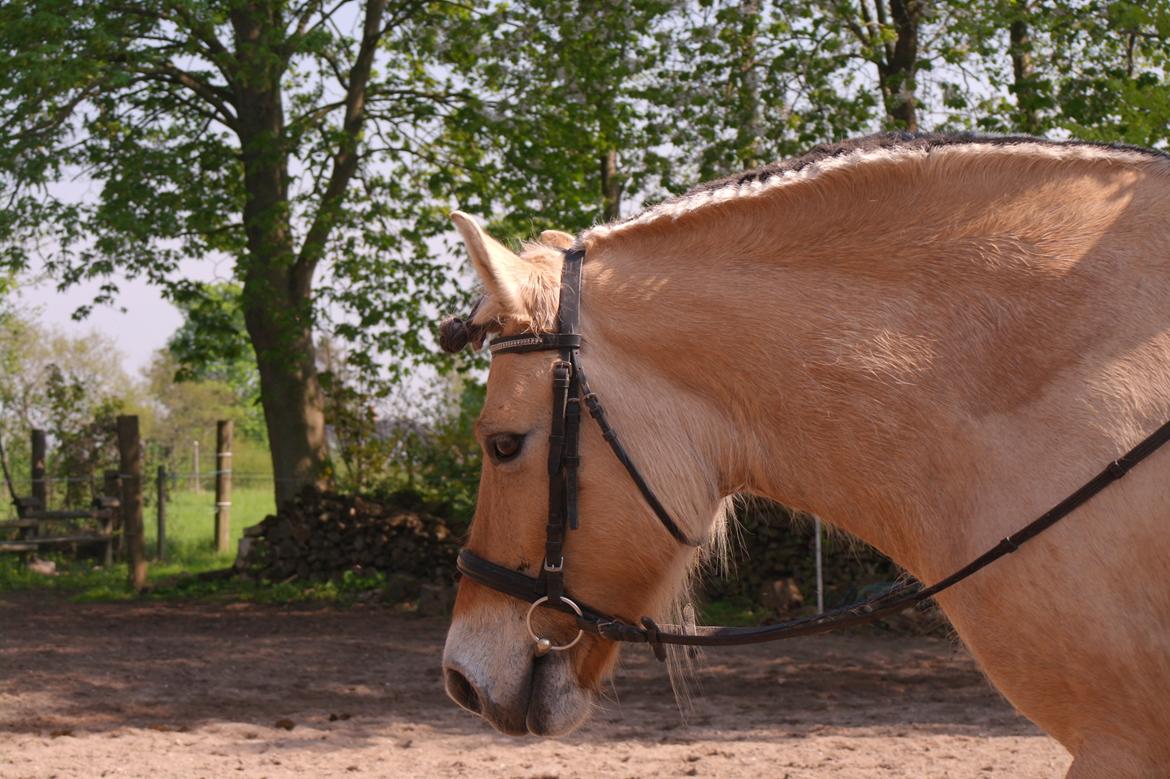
[{"x1": 439, "y1": 133, "x2": 1170, "y2": 777}]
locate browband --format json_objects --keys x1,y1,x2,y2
[{"x1": 490, "y1": 333, "x2": 582, "y2": 354}]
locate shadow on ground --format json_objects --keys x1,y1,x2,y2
[{"x1": 0, "y1": 590, "x2": 1037, "y2": 748}]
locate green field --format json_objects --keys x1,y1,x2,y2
[
  {"x1": 147, "y1": 485, "x2": 276, "y2": 564},
  {"x1": 0, "y1": 485, "x2": 277, "y2": 599}
]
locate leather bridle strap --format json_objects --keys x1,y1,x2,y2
[
  {"x1": 576, "y1": 363, "x2": 695, "y2": 545},
  {"x1": 457, "y1": 244, "x2": 1170, "y2": 661},
  {"x1": 489, "y1": 249, "x2": 697, "y2": 549},
  {"x1": 489, "y1": 333, "x2": 582, "y2": 354}
]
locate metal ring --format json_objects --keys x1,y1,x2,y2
[{"x1": 525, "y1": 595, "x2": 584, "y2": 655}]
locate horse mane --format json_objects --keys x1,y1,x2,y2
[{"x1": 584, "y1": 131, "x2": 1170, "y2": 245}]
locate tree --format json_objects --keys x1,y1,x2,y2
[
  {"x1": 658, "y1": 0, "x2": 875, "y2": 185},
  {"x1": 143, "y1": 350, "x2": 242, "y2": 468},
  {"x1": 1006, "y1": 0, "x2": 1044, "y2": 134},
  {"x1": 166, "y1": 281, "x2": 265, "y2": 440},
  {"x1": 0, "y1": 0, "x2": 472, "y2": 505},
  {"x1": 820, "y1": 0, "x2": 928, "y2": 130},
  {"x1": 1047, "y1": 0, "x2": 1170, "y2": 147},
  {"x1": 0, "y1": 298, "x2": 138, "y2": 503},
  {"x1": 945, "y1": 0, "x2": 1054, "y2": 135},
  {"x1": 443, "y1": 0, "x2": 673, "y2": 233},
  {"x1": 943, "y1": 0, "x2": 1170, "y2": 143}
]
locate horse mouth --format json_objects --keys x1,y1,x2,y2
[
  {"x1": 524, "y1": 653, "x2": 593, "y2": 735},
  {"x1": 443, "y1": 650, "x2": 592, "y2": 736}
]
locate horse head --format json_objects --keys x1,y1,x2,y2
[{"x1": 438, "y1": 212, "x2": 722, "y2": 735}]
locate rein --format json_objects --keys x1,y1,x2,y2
[{"x1": 453, "y1": 246, "x2": 1170, "y2": 662}]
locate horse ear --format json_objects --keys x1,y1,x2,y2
[
  {"x1": 451, "y1": 211, "x2": 528, "y2": 316},
  {"x1": 538, "y1": 229, "x2": 574, "y2": 250}
]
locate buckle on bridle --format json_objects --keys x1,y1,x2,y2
[
  {"x1": 553, "y1": 360, "x2": 572, "y2": 387},
  {"x1": 543, "y1": 556, "x2": 564, "y2": 573}
]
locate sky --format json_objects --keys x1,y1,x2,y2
[
  {"x1": 18, "y1": 269, "x2": 193, "y2": 376},
  {"x1": 15, "y1": 170, "x2": 230, "y2": 376}
]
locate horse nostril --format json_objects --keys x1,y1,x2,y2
[{"x1": 444, "y1": 667, "x2": 483, "y2": 716}]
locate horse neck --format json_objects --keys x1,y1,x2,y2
[{"x1": 580, "y1": 149, "x2": 1165, "y2": 580}]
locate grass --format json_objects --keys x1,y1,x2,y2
[
  {"x1": 0, "y1": 486, "x2": 279, "y2": 602},
  {"x1": 149, "y1": 485, "x2": 275, "y2": 565},
  {"x1": 699, "y1": 596, "x2": 775, "y2": 627},
  {"x1": 0, "y1": 556, "x2": 396, "y2": 605}
]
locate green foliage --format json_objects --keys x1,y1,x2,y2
[
  {"x1": 660, "y1": 0, "x2": 877, "y2": 183},
  {"x1": 405, "y1": 380, "x2": 484, "y2": 523},
  {"x1": 325, "y1": 360, "x2": 483, "y2": 524},
  {"x1": 167, "y1": 281, "x2": 253, "y2": 386},
  {"x1": 441, "y1": 0, "x2": 676, "y2": 231},
  {"x1": 44, "y1": 371, "x2": 123, "y2": 505},
  {"x1": 698, "y1": 595, "x2": 775, "y2": 627},
  {"x1": 1047, "y1": 0, "x2": 1170, "y2": 147},
  {"x1": 0, "y1": 296, "x2": 137, "y2": 507},
  {"x1": 0, "y1": 0, "x2": 484, "y2": 499},
  {"x1": 164, "y1": 281, "x2": 266, "y2": 441},
  {"x1": 144, "y1": 352, "x2": 247, "y2": 464}
]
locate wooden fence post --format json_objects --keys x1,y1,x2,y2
[
  {"x1": 21, "y1": 429, "x2": 47, "y2": 541},
  {"x1": 103, "y1": 469, "x2": 122, "y2": 559},
  {"x1": 214, "y1": 420, "x2": 232, "y2": 554},
  {"x1": 193, "y1": 439, "x2": 200, "y2": 493},
  {"x1": 117, "y1": 415, "x2": 147, "y2": 590},
  {"x1": 156, "y1": 464, "x2": 167, "y2": 562},
  {"x1": 30, "y1": 429, "x2": 47, "y2": 509}
]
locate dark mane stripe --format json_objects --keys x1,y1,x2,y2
[{"x1": 687, "y1": 131, "x2": 1169, "y2": 196}]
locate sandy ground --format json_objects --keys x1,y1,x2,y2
[{"x1": 0, "y1": 593, "x2": 1071, "y2": 778}]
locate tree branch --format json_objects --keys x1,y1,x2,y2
[
  {"x1": 293, "y1": 0, "x2": 389, "y2": 294},
  {"x1": 159, "y1": 0, "x2": 239, "y2": 85},
  {"x1": 108, "y1": 1, "x2": 238, "y2": 86},
  {"x1": 5, "y1": 78, "x2": 109, "y2": 144},
  {"x1": 133, "y1": 62, "x2": 239, "y2": 130},
  {"x1": 287, "y1": 0, "x2": 352, "y2": 52}
]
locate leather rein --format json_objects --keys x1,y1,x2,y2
[{"x1": 453, "y1": 246, "x2": 1170, "y2": 662}]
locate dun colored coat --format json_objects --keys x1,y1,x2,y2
[{"x1": 441, "y1": 134, "x2": 1170, "y2": 777}]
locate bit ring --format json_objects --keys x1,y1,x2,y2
[{"x1": 526, "y1": 596, "x2": 585, "y2": 656}]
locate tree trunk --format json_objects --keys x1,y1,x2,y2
[
  {"x1": 1009, "y1": 2, "x2": 1041, "y2": 134},
  {"x1": 233, "y1": 2, "x2": 329, "y2": 507},
  {"x1": 876, "y1": 0, "x2": 923, "y2": 131},
  {"x1": 600, "y1": 148, "x2": 622, "y2": 221},
  {"x1": 241, "y1": 270, "x2": 329, "y2": 507},
  {"x1": 732, "y1": 0, "x2": 762, "y2": 170}
]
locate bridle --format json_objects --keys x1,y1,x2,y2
[{"x1": 452, "y1": 246, "x2": 1170, "y2": 662}]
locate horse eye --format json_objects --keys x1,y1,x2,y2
[{"x1": 489, "y1": 433, "x2": 524, "y2": 463}]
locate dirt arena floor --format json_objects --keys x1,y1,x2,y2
[{"x1": 0, "y1": 593, "x2": 1071, "y2": 778}]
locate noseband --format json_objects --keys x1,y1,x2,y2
[{"x1": 454, "y1": 246, "x2": 1170, "y2": 662}]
